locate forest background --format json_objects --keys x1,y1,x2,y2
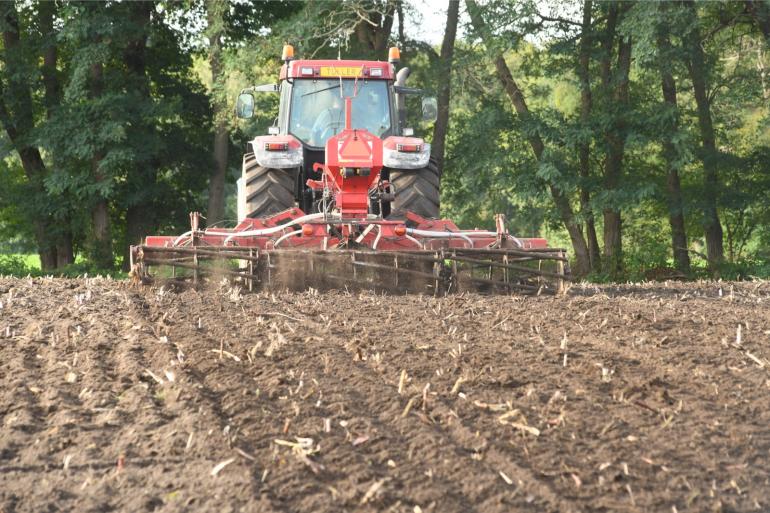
[{"x1": 1, "y1": 0, "x2": 769, "y2": 281}]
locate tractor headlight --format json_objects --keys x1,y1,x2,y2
[
  {"x1": 383, "y1": 142, "x2": 431, "y2": 169},
  {"x1": 253, "y1": 135, "x2": 303, "y2": 168}
]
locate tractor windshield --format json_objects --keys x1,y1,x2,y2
[{"x1": 289, "y1": 79, "x2": 391, "y2": 147}]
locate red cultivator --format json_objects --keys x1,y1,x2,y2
[
  {"x1": 130, "y1": 46, "x2": 569, "y2": 295},
  {"x1": 131, "y1": 210, "x2": 568, "y2": 295}
]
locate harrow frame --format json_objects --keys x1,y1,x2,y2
[{"x1": 131, "y1": 211, "x2": 570, "y2": 296}]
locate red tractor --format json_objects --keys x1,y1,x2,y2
[
  {"x1": 131, "y1": 45, "x2": 569, "y2": 295},
  {"x1": 234, "y1": 45, "x2": 439, "y2": 222}
]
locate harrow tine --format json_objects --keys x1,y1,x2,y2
[
  {"x1": 140, "y1": 245, "x2": 260, "y2": 261},
  {"x1": 444, "y1": 253, "x2": 571, "y2": 281},
  {"x1": 134, "y1": 244, "x2": 570, "y2": 296},
  {"x1": 140, "y1": 258, "x2": 262, "y2": 281}
]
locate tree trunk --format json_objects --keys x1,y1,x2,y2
[
  {"x1": 657, "y1": 8, "x2": 690, "y2": 273},
  {"x1": 56, "y1": 233, "x2": 74, "y2": 269},
  {"x1": 599, "y1": 4, "x2": 618, "y2": 89},
  {"x1": 431, "y1": 0, "x2": 459, "y2": 176},
  {"x1": 664, "y1": 155, "x2": 690, "y2": 272},
  {"x1": 374, "y1": 2, "x2": 395, "y2": 55},
  {"x1": 39, "y1": 2, "x2": 59, "y2": 118},
  {"x1": 125, "y1": 206, "x2": 147, "y2": 267},
  {"x1": 208, "y1": 127, "x2": 229, "y2": 224},
  {"x1": 596, "y1": 2, "x2": 618, "y2": 276},
  {"x1": 21, "y1": 149, "x2": 58, "y2": 271},
  {"x1": 465, "y1": 0, "x2": 592, "y2": 276},
  {"x1": 353, "y1": 1, "x2": 396, "y2": 56},
  {"x1": 122, "y1": 1, "x2": 156, "y2": 271},
  {"x1": 206, "y1": 0, "x2": 229, "y2": 225},
  {"x1": 597, "y1": 2, "x2": 631, "y2": 278},
  {"x1": 684, "y1": 0, "x2": 724, "y2": 270},
  {"x1": 602, "y1": 32, "x2": 631, "y2": 277},
  {"x1": 396, "y1": 0, "x2": 406, "y2": 46},
  {"x1": 0, "y1": 104, "x2": 54, "y2": 270},
  {"x1": 89, "y1": 59, "x2": 113, "y2": 269},
  {"x1": 1, "y1": 5, "x2": 58, "y2": 270},
  {"x1": 757, "y1": 45, "x2": 769, "y2": 100},
  {"x1": 39, "y1": 1, "x2": 74, "y2": 268},
  {"x1": 91, "y1": 192, "x2": 112, "y2": 268},
  {"x1": 577, "y1": 0, "x2": 601, "y2": 272}
]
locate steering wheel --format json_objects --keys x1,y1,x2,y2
[{"x1": 311, "y1": 108, "x2": 344, "y2": 145}]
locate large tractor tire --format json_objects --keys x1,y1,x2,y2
[
  {"x1": 389, "y1": 157, "x2": 440, "y2": 219},
  {"x1": 241, "y1": 152, "x2": 295, "y2": 219}
]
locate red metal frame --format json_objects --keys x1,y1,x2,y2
[
  {"x1": 280, "y1": 59, "x2": 394, "y2": 80},
  {"x1": 306, "y1": 97, "x2": 384, "y2": 217},
  {"x1": 144, "y1": 209, "x2": 548, "y2": 252}
]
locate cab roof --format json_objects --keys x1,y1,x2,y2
[{"x1": 280, "y1": 59, "x2": 395, "y2": 81}]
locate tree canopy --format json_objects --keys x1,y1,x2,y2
[{"x1": 1, "y1": 0, "x2": 768, "y2": 280}]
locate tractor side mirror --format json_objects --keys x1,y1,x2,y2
[
  {"x1": 235, "y1": 93, "x2": 255, "y2": 119},
  {"x1": 422, "y1": 97, "x2": 438, "y2": 122}
]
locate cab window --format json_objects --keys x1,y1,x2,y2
[{"x1": 289, "y1": 79, "x2": 391, "y2": 147}]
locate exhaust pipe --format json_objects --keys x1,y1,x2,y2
[{"x1": 395, "y1": 67, "x2": 410, "y2": 133}]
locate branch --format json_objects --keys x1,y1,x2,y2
[
  {"x1": 353, "y1": 5, "x2": 380, "y2": 27},
  {"x1": 402, "y1": 38, "x2": 439, "y2": 62},
  {"x1": 396, "y1": 0, "x2": 405, "y2": 45},
  {"x1": 701, "y1": 6, "x2": 751, "y2": 43},
  {"x1": 681, "y1": 247, "x2": 708, "y2": 261},
  {"x1": 465, "y1": 0, "x2": 543, "y2": 158},
  {"x1": 534, "y1": 12, "x2": 583, "y2": 27}
]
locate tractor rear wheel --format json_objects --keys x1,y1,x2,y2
[
  {"x1": 241, "y1": 152, "x2": 295, "y2": 219},
  {"x1": 389, "y1": 157, "x2": 440, "y2": 219}
]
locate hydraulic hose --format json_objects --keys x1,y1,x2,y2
[
  {"x1": 223, "y1": 212, "x2": 330, "y2": 244},
  {"x1": 405, "y1": 227, "x2": 474, "y2": 248},
  {"x1": 273, "y1": 229, "x2": 302, "y2": 248},
  {"x1": 403, "y1": 228, "x2": 524, "y2": 249},
  {"x1": 405, "y1": 234, "x2": 423, "y2": 249},
  {"x1": 463, "y1": 231, "x2": 524, "y2": 248}
]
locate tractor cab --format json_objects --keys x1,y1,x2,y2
[
  {"x1": 234, "y1": 45, "x2": 439, "y2": 221},
  {"x1": 287, "y1": 77, "x2": 392, "y2": 147}
]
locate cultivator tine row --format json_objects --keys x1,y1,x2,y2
[{"x1": 132, "y1": 245, "x2": 570, "y2": 296}]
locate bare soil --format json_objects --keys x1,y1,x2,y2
[{"x1": 1, "y1": 277, "x2": 769, "y2": 512}]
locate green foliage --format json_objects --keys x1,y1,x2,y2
[
  {"x1": 452, "y1": 0, "x2": 770, "y2": 279},
  {"x1": 0, "y1": 254, "x2": 36, "y2": 276},
  {"x1": 0, "y1": 0, "x2": 768, "y2": 281},
  {"x1": 0, "y1": 253, "x2": 127, "y2": 278}
]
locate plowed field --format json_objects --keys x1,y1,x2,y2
[{"x1": 1, "y1": 277, "x2": 769, "y2": 512}]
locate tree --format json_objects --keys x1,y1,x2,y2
[
  {"x1": 40, "y1": 1, "x2": 215, "y2": 270},
  {"x1": 465, "y1": 0, "x2": 592, "y2": 277},
  {"x1": 683, "y1": 0, "x2": 725, "y2": 270},
  {"x1": 203, "y1": 1, "x2": 304, "y2": 225},
  {"x1": 576, "y1": 0, "x2": 602, "y2": 272},
  {"x1": 431, "y1": 0, "x2": 460, "y2": 175},
  {"x1": 38, "y1": 1, "x2": 74, "y2": 267},
  {"x1": 205, "y1": 0, "x2": 229, "y2": 225},
  {"x1": 88, "y1": 54, "x2": 112, "y2": 268},
  {"x1": 745, "y1": 0, "x2": 770, "y2": 45},
  {"x1": 0, "y1": 3, "x2": 58, "y2": 270},
  {"x1": 599, "y1": 2, "x2": 632, "y2": 276},
  {"x1": 656, "y1": 3, "x2": 691, "y2": 273},
  {"x1": 353, "y1": 0, "x2": 397, "y2": 56},
  {"x1": 122, "y1": 1, "x2": 158, "y2": 268}
]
